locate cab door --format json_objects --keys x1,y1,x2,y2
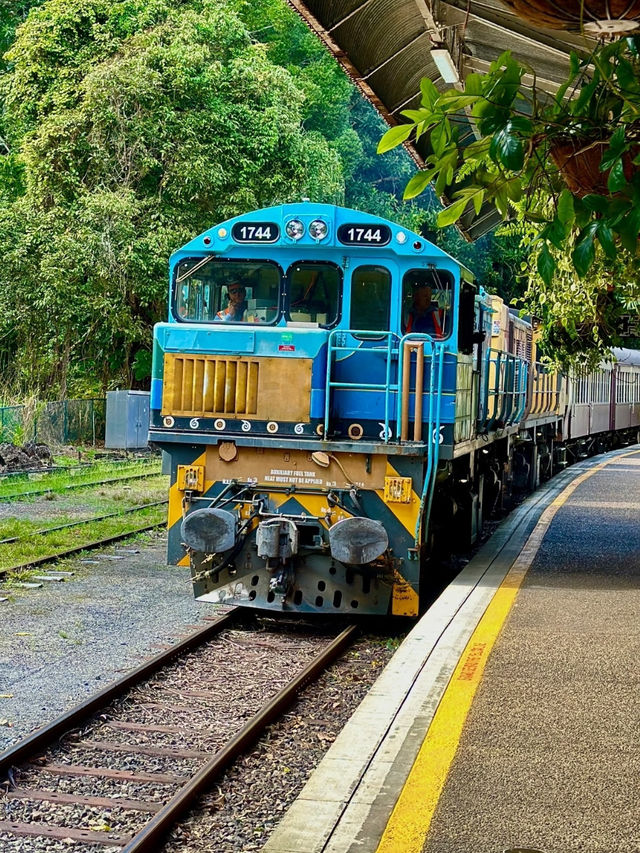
[{"x1": 326, "y1": 264, "x2": 398, "y2": 441}]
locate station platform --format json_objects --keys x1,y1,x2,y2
[{"x1": 262, "y1": 444, "x2": 640, "y2": 853}]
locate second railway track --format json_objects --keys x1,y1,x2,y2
[
  {"x1": 0, "y1": 613, "x2": 359, "y2": 852},
  {"x1": 0, "y1": 500, "x2": 168, "y2": 546},
  {"x1": 0, "y1": 471, "x2": 169, "y2": 582},
  {"x1": 0, "y1": 469, "x2": 163, "y2": 503}
]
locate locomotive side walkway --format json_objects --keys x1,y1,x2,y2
[{"x1": 263, "y1": 444, "x2": 640, "y2": 853}]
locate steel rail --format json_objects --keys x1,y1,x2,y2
[
  {"x1": 0, "y1": 519, "x2": 167, "y2": 579},
  {"x1": 0, "y1": 611, "x2": 238, "y2": 778},
  {"x1": 0, "y1": 500, "x2": 168, "y2": 545},
  {"x1": 0, "y1": 456, "x2": 160, "y2": 480},
  {"x1": 0, "y1": 470, "x2": 163, "y2": 502},
  {"x1": 120, "y1": 623, "x2": 359, "y2": 853}
]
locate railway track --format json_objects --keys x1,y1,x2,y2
[
  {"x1": 0, "y1": 499, "x2": 169, "y2": 581},
  {"x1": 0, "y1": 456, "x2": 159, "y2": 481},
  {"x1": 0, "y1": 614, "x2": 358, "y2": 851},
  {"x1": 0, "y1": 500, "x2": 168, "y2": 546},
  {"x1": 0, "y1": 521, "x2": 167, "y2": 581},
  {"x1": 0, "y1": 469, "x2": 163, "y2": 503}
]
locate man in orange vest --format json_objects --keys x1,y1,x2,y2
[
  {"x1": 216, "y1": 280, "x2": 248, "y2": 322},
  {"x1": 406, "y1": 283, "x2": 443, "y2": 336}
]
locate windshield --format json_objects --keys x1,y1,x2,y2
[
  {"x1": 174, "y1": 259, "x2": 281, "y2": 324},
  {"x1": 287, "y1": 262, "x2": 341, "y2": 326}
]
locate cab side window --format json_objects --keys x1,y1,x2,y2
[
  {"x1": 402, "y1": 268, "x2": 452, "y2": 339},
  {"x1": 350, "y1": 266, "x2": 391, "y2": 331},
  {"x1": 174, "y1": 260, "x2": 281, "y2": 324}
]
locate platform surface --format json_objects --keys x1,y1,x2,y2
[
  {"x1": 262, "y1": 445, "x2": 640, "y2": 853},
  {"x1": 420, "y1": 446, "x2": 640, "y2": 853}
]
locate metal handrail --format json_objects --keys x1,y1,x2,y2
[
  {"x1": 393, "y1": 333, "x2": 445, "y2": 545},
  {"x1": 395, "y1": 333, "x2": 437, "y2": 442},
  {"x1": 513, "y1": 359, "x2": 529, "y2": 422},
  {"x1": 324, "y1": 329, "x2": 400, "y2": 442},
  {"x1": 531, "y1": 362, "x2": 560, "y2": 416},
  {"x1": 480, "y1": 348, "x2": 529, "y2": 432},
  {"x1": 323, "y1": 329, "x2": 446, "y2": 547}
]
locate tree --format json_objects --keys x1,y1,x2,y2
[
  {"x1": 0, "y1": 0, "x2": 528, "y2": 396},
  {"x1": 0, "y1": 0, "x2": 344, "y2": 396}
]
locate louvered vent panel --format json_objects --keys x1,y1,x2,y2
[{"x1": 167, "y1": 355, "x2": 259, "y2": 416}]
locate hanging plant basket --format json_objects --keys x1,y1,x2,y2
[
  {"x1": 502, "y1": 0, "x2": 640, "y2": 34},
  {"x1": 549, "y1": 137, "x2": 638, "y2": 196}
]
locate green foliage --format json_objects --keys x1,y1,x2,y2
[
  {"x1": 0, "y1": 0, "x2": 528, "y2": 395},
  {"x1": 379, "y1": 36, "x2": 640, "y2": 363},
  {"x1": 517, "y1": 218, "x2": 640, "y2": 369},
  {"x1": 0, "y1": 0, "x2": 347, "y2": 396},
  {"x1": 378, "y1": 39, "x2": 640, "y2": 282}
]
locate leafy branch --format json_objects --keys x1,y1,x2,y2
[{"x1": 378, "y1": 39, "x2": 640, "y2": 286}]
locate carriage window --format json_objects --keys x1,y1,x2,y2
[
  {"x1": 287, "y1": 263, "x2": 341, "y2": 326},
  {"x1": 402, "y1": 268, "x2": 452, "y2": 338},
  {"x1": 174, "y1": 259, "x2": 281, "y2": 324},
  {"x1": 350, "y1": 266, "x2": 391, "y2": 331}
]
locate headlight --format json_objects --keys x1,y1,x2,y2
[
  {"x1": 285, "y1": 219, "x2": 305, "y2": 240},
  {"x1": 309, "y1": 219, "x2": 328, "y2": 240}
]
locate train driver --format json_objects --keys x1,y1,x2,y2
[
  {"x1": 216, "y1": 279, "x2": 249, "y2": 322},
  {"x1": 405, "y1": 282, "x2": 444, "y2": 336}
]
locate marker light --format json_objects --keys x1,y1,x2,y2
[
  {"x1": 309, "y1": 219, "x2": 328, "y2": 240},
  {"x1": 285, "y1": 219, "x2": 305, "y2": 240},
  {"x1": 396, "y1": 232, "x2": 407, "y2": 244}
]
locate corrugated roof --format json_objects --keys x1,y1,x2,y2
[{"x1": 287, "y1": 0, "x2": 600, "y2": 239}]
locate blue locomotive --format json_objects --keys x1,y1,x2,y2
[{"x1": 150, "y1": 202, "x2": 640, "y2": 616}]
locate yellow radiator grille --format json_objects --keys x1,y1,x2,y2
[
  {"x1": 162, "y1": 353, "x2": 312, "y2": 422},
  {"x1": 165, "y1": 355, "x2": 259, "y2": 416}
]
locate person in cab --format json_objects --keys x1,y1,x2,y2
[
  {"x1": 405, "y1": 282, "x2": 444, "y2": 337},
  {"x1": 216, "y1": 280, "x2": 248, "y2": 322}
]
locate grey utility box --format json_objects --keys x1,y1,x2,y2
[{"x1": 105, "y1": 390, "x2": 150, "y2": 450}]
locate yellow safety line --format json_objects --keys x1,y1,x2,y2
[{"x1": 375, "y1": 447, "x2": 639, "y2": 853}]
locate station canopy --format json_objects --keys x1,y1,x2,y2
[{"x1": 287, "y1": 0, "x2": 602, "y2": 239}]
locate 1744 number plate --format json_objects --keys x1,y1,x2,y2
[
  {"x1": 337, "y1": 223, "x2": 391, "y2": 246},
  {"x1": 232, "y1": 222, "x2": 280, "y2": 243}
]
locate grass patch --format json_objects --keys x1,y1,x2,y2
[
  {"x1": 0, "y1": 475, "x2": 169, "y2": 537},
  {"x1": 0, "y1": 458, "x2": 162, "y2": 500},
  {"x1": 0, "y1": 504, "x2": 167, "y2": 571}
]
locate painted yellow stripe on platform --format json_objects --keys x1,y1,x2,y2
[{"x1": 375, "y1": 448, "x2": 639, "y2": 853}]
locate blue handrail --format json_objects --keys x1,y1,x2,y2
[
  {"x1": 324, "y1": 329, "x2": 446, "y2": 547},
  {"x1": 324, "y1": 330, "x2": 399, "y2": 442},
  {"x1": 480, "y1": 348, "x2": 528, "y2": 432}
]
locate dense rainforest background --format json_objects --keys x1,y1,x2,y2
[{"x1": 0, "y1": 0, "x2": 522, "y2": 399}]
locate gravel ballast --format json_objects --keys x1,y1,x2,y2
[
  {"x1": 0, "y1": 491, "x2": 403, "y2": 853},
  {"x1": 162, "y1": 635, "x2": 396, "y2": 853},
  {"x1": 0, "y1": 531, "x2": 209, "y2": 751}
]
